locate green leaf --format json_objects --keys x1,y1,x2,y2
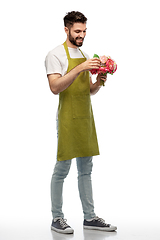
[{"x1": 93, "y1": 54, "x2": 99, "y2": 58}]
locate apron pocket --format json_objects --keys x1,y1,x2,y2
[{"x1": 71, "y1": 94, "x2": 92, "y2": 119}]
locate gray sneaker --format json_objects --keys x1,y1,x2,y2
[
  {"x1": 83, "y1": 216, "x2": 117, "y2": 232},
  {"x1": 51, "y1": 217, "x2": 74, "y2": 234}
]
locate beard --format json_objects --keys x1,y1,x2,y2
[{"x1": 69, "y1": 31, "x2": 84, "y2": 47}]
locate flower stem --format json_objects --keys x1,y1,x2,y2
[{"x1": 100, "y1": 80, "x2": 105, "y2": 86}]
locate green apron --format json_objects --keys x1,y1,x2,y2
[{"x1": 57, "y1": 41, "x2": 99, "y2": 161}]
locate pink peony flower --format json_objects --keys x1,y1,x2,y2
[
  {"x1": 97, "y1": 67, "x2": 107, "y2": 74},
  {"x1": 100, "y1": 55, "x2": 108, "y2": 64},
  {"x1": 105, "y1": 59, "x2": 117, "y2": 74},
  {"x1": 90, "y1": 69, "x2": 98, "y2": 75}
]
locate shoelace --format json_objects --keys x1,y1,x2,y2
[
  {"x1": 55, "y1": 218, "x2": 68, "y2": 228},
  {"x1": 94, "y1": 217, "x2": 105, "y2": 223},
  {"x1": 93, "y1": 216, "x2": 110, "y2": 227}
]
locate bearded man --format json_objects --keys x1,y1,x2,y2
[{"x1": 45, "y1": 11, "x2": 117, "y2": 234}]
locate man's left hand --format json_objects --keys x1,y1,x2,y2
[{"x1": 96, "y1": 73, "x2": 107, "y2": 86}]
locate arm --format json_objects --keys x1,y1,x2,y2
[
  {"x1": 48, "y1": 58, "x2": 101, "y2": 95},
  {"x1": 90, "y1": 74, "x2": 107, "y2": 95}
]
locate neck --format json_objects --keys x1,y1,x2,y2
[{"x1": 66, "y1": 38, "x2": 78, "y2": 49}]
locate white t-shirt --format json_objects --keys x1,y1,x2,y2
[{"x1": 45, "y1": 44, "x2": 90, "y2": 76}]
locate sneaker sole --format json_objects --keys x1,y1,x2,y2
[
  {"x1": 83, "y1": 225, "x2": 117, "y2": 232},
  {"x1": 51, "y1": 226, "x2": 74, "y2": 234}
]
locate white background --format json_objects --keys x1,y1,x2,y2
[{"x1": 0, "y1": 0, "x2": 160, "y2": 239}]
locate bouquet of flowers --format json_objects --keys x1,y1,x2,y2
[{"x1": 90, "y1": 54, "x2": 117, "y2": 86}]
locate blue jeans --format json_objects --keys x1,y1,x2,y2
[{"x1": 51, "y1": 156, "x2": 96, "y2": 220}]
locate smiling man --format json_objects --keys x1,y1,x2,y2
[
  {"x1": 68, "y1": 23, "x2": 86, "y2": 46},
  {"x1": 45, "y1": 11, "x2": 117, "y2": 234}
]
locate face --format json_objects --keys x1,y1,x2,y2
[{"x1": 66, "y1": 22, "x2": 87, "y2": 47}]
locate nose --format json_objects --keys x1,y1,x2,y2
[{"x1": 79, "y1": 32, "x2": 85, "y2": 38}]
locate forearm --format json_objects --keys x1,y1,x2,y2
[
  {"x1": 90, "y1": 81, "x2": 101, "y2": 95},
  {"x1": 90, "y1": 74, "x2": 107, "y2": 95},
  {"x1": 48, "y1": 58, "x2": 101, "y2": 95},
  {"x1": 49, "y1": 64, "x2": 83, "y2": 94}
]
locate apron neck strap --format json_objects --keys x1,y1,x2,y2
[
  {"x1": 63, "y1": 41, "x2": 86, "y2": 60},
  {"x1": 63, "y1": 41, "x2": 70, "y2": 60},
  {"x1": 79, "y1": 48, "x2": 86, "y2": 58}
]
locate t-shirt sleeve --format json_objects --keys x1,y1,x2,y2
[{"x1": 45, "y1": 52, "x2": 62, "y2": 75}]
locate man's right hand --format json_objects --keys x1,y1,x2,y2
[{"x1": 80, "y1": 58, "x2": 101, "y2": 72}]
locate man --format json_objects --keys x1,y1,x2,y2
[{"x1": 45, "y1": 11, "x2": 117, "y2": 234}]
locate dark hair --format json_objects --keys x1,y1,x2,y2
[{"x1": 64, "y1": 11, "x2": 87, "y2": 28}]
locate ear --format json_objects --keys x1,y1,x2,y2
[{"x1": 64, "y1": 27, "x2": 69, "y2": 35}]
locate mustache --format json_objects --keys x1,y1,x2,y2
[{"x1": 76, "y1": 37, "x2": 84, "y2": 40}]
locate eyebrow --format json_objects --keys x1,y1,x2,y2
[{"x1": 74, "y1": 28, "x2": 87, "y2": 32}]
